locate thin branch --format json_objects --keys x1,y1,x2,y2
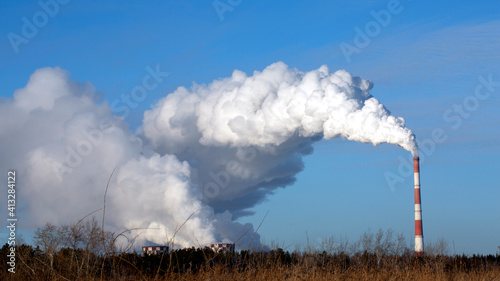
[
  {"x1": 247, "y1": 210, "x2": 269, "y2": 251},
  {"x1": 100, "y1": 167, "x2": 117, "y2": 281},
  {"x1": 101, "y1": 167, "x2": 117, "y2": 253}
]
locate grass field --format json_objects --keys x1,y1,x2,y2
[
  {"x1": 2, "y1": 218, "x2": 499, "y2": 280},
  {"x1": 2, "y1": 240, "x2": 499, "y2": 280}
]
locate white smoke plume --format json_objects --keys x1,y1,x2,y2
[
  {"x1": 141, "y1": 62, "x2": 417, "y2": 216},
  {"x1": 0, "y1": 62, "x2": 417, "y2": 251}
]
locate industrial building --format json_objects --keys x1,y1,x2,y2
[
  {"x1": 142, "y1": 246, "x2": 169, "y2": 256},
  {"x1": 210, "y1": 243, "x2": 235, "y2": 253}
]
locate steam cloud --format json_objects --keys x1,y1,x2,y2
[{"x1": 0, "y1": 62, "x2": 417, "y2": 250}]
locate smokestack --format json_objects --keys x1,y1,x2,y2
[{"x1": 413, "y1": 157, "x2": 424, "y2": 256}]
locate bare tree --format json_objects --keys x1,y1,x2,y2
[
  {"x1": 320, "y1": 235, "x2": 350, "y2": 255},
  {"x1": 67, "y1": 221, "x2": 85, "y2": 250},
  {"x1": 394, "y1": 233, "x2": 410, "y2": 255},
  {"x1": 50, "y1": 211, "x2": 118, "y2": 277},
  {"x1": 353, "y1": 228, "x2": 411, "y2": 262},
  {"x1": 426, "y1": 237, "x2": 449, "y2": 256},
  {"x1": 33, "y1": 222, "x2": 68, "y2": 269},
  {"x1": 360, "y1": 230, "x2": 374, "y2": 253},
  {"x1": 75, "y1": 216, "x2": 115, "y2": 276}
]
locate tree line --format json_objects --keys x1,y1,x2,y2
[{"x1": 1, "y1": 217, "x2": 499, "y2": 280}]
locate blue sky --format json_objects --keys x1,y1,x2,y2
[{"x1": 1, "y1": 0, "x2": 499, "y2": 254}]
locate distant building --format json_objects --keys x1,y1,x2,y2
[
  {"x1": 142, "y1": 246, "x2": 169, "y2": 256},
  {"x1": 210, "y1": 243, "x2": 235, "y2": 253}
]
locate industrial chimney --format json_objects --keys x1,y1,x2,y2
[{"x1": 413, "y1": 157, "x2": 424, "y2": 255}]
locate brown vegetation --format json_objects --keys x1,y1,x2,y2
[{"x1": 1, "y1": 219, "x2": 499, "y2": 280}]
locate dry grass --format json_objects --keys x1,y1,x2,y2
[
  {"x1": 2, "y1": 243, "x2": 499, "y2": 280},
  {"x1": 164, "y1": 266, "x2": 500, "y2": 281}
]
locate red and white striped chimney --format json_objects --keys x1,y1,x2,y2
[{"x1": 413, "y1": 157, "x2": 424, "y2": 255}]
